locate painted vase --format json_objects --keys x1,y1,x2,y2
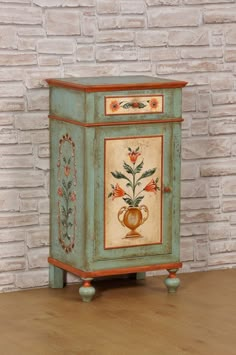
[{"x1": 118, "y1": 205, "x2": 149, "y2": 238}]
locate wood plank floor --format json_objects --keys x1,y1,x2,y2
[{"x1": 0, "y1": 269, "x2": 235, "y2": 355}]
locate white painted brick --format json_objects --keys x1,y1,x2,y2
[
  {"x1": 15, "y1": 113, "x2": 49, "y2": 130},
  {"x1": 0, "y1": 99, "x2": 25, "y2": 112},
  {"x1": 38, "y1": 145, "x2": 50, "y2": 158},
  {"x1": 0, "y1": 69, "x2": 24, "y2": 81},
  {"x1": 96, "y1": 31, "x2": 134, "y2": 43},
  {"x1": 27, "y1": 90, "x2": 49, "y2": 111},
  {"x1": 208, "y1": 253, "x2": 236, "y2": 266},
  {"x1": 182, "y1": 137, "x2": 231, "y2": 159},
  {"x1": 96, "y1": 46, "x2": 137, "y2": 62},
  {"x1": 181, "y1": 181, "x2": 207, "y2": 198},
  {"x1": 181, "y1": 199, "x2": 220, "y2": 211},
  {"x1": 181, "y1": 210, "x2": 228, "y2": 224},
  {"x1": 39, "y1": 214, "x2": 49, "y2": 225},
  {"x1": 0, "y1": 7, "x2": 42, "y2": 25},
  {"x1": 0, "y1": 190, "x2": 19, "y2": 212},
  {"x1": 0, "y1": 242, "x2": 24, "y2": 258},
  {"x1": 38, "y1": 56, "x2": 61, "y2": 66},
  {"x1": 77, "y1": 45, "x2": 94, "y2": 61},
  {"x1": 25, "y1": 69, "x2": 61, "y2": 89},
  {"x1": 35, "y1": 158, "x2": 50, "y2": 171},
  {"x1": 211, "y1": 105, "x2": 236, "y2": 118},
  {"x1": 0, "y1": 172, "x2": 44, "y2": 188},
  {"x1": 27, "y1": 228, "x2": 49, "y2": 248},
  {"x1": 209, "y1": 118, "x2": 236, "y2": 136},
  {"x1": 0, "y1": 27, "x2": 17, "y2": 49},
  {"x1": 45, "y1": 10, "x2": 80, "y2": 35},
  {"x1": 148, "y1": 8, "x2": 201, "y2": 27},
  {"x1": 0, "y1": 229, "x2": 25, "y2": 243},
  {"x1": 225, "y1": 25, "x2": 236, "y2": 44},
  {"x1": 0, "y1": 258, "x2": 26, "y2": 272},
  {"x1": 211, "y1": 77, "x2": 234, "y2": 91},
  {"x1": 136, "y1": 31, "x2": 168, "y2": 47},
  {"x1": 209, "y1": 223, "x2": 230, "y2": 240},
  {"x1": 38, "y1": 199, "x2": 49, "y2": 214},
  {"x1": 146, "y1": 0, "x2": 180, "y2": 4},
  {"x1": 20, "y1": 199, "x2": 38, "y2": 212},
  {"x1": 28, "y1": 248, "x2": 49, "y2": 269},
  {"x1": 81, "y1": 16, "x2": 97, "y2": 36},
  {"x1": 0, "y1": 53, "x2": 37, "y2": 66},
  {"x1": 204, "y1": 9, "x2": 236, "y2": 24},
  {"x1": 20, "y1": 189, "x2": 48, "y2": 199},
  {"x1": 63, "y1": 0, "x2": 96, "y2": 6},
  {"x1": 37, "y1": 39, "x2": 74, "y2": 54},
  {"x1": 17, "y1": 38, "x2": 36, "y2": 51},
  {"x1": 121, "y1": 1, "x2": 145, "y2": 14},
  {"x1": 180, "y1": 239, "x2": 194, "y2": 261},
  {"x1": 0, "y1": 214, "x2": 39, "y2": 229},
  {"x1": 156, "y1": 61, "x2": 223, "y2": 75},
  {"x1": 33, "y1": 0, "x2": 62, "y2": 6},
  {"x1": 201, "y1": 161, "x2": 236, "y2": 177},
  {"x1": 181, "y1": 48, "x2": 223, "y2": 59},
  {"x1": 97, "y1": 0, "x2": 120, "y2": 14},
  {"x1": 15, "y1": 270, "x2": 48, "y2": 289},
  {"x1": 184, "y1": 0, "x2": 235, "y2": 3},
  {"x1": 196, "y1": 239, "x2": 208, "y2": 261},
  {"x1": 169, "y1": 29, "x2": 209, "y2": 46},
  {"x1": 192, "y1": 119, "x2": 208, "y2": 136},
  {"x1": 120, "y1": 17, "x2": 146, "y2": 29},
  {"x1": 182, "y1": 89, "x2": 196, "y2": 112},
  {"x1": 181, "y1": 163, "x2": 199, "y2": 180},
  {"x1": 181, "y1": 224, "x2": 208, "y2": 237},
  {"x1": 0, "y1": 274, "x2": 14, "y2": 286},
  {"x1": 151, "y1": 48, "x2": 179, "y2": 61},
  {"x1": 210, "y1": 241, "x2": 236, "y2": 254},
  {"x1": 0, "y1": 129, "x2": 18, "y2": 144},
  {"x1": 222, "y1": 200, "x2": 236, "y2": 213}
]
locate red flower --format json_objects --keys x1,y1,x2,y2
[
  {"x1": 64, "y1": 165, "x2": 70, "y2": 176},
  {"x1": 110, "y1": 100, "x2": 120, "y2": 112},
  {"x1": 128, "y1": 150, "x2": 141, "y2": 164},
  {"x1": 132, "y1": 102, "x2": 139, "y2": 108},
  {"x1": 112, "y1": 184, "x2": 125, "y2": 200},
  {"x1": 70, "y1": 191, "x2": 76, "y2": 201},
  {"x1": 144, "y1": 179, "x2": 159, "y2": 193},
  {"x1": 57, "y1": 187, "x2": 63, "y2": 197},
  {"x1": 149, "y1": 98, "x2": 158, "y2": 109}
]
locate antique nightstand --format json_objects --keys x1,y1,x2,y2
[{"x1": 46, "y1": 76, "x2": 187, "y2": 302}]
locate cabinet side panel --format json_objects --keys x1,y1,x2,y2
[{"x1": 50, "y1": 119, "x2": 85, "y2": 269}]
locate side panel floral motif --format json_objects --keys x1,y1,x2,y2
[
  {"x1": 57, "y1": 133, "x2": 77, "y2": 253},
  {"x1": 105, "y1": 136, "x2": 163, "y2": 249}
]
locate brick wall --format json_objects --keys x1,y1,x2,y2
[{"x1": 0, "y1": 0, "x2": 236, "y2": 292}]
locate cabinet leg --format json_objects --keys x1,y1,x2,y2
[
  {"x1": 49, "y1": 264, "x2": 65, "y2": 288},
  {"x1": 129, "y1": 272, "x2": 146, "y2": 280},
  {"x1": 164, "y1": 268, "x2": 180, "y2": 294},
  {"x1": 79, "y1": 278, "x2": 96, "y2": 303}
]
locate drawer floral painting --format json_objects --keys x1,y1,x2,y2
[
  {"x1": 105, "y1": 136, "x2": 163, "y2": 249},
  {"x1": 105, "y1": 95, "x2": 164, "y2": 116}
]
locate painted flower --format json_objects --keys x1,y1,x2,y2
[
  {"x1": 149, "y1": 98, "x2": 158, "y2": 109},
  {"x1": 132, "y1": 102, "x2": 139, "y2": 108},
  {"x1": 57, "y1": 187, "x2": 63, "y2": 197},
  {"x1": 70, "y1": 191, "x2": 76, "y2": 201},
  {"x1": 64, "y1": 165, "x2": 70, "y2": 177},
  {"x1": 128, "y1": 150, "x2": 141, "y2": 164},
  {"x1": 143, "y1": 179, "x2": 159, "y2": 193},
  {"x1": 112, "y1": 184, "x2": 125, "y2": 200},
  {"x1": 110, "y1": 100, "x2": 120, "y2": 112}
]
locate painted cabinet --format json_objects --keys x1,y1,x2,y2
[{"x1": 46, "y1": 76, "x2": 187, "y2": 302}]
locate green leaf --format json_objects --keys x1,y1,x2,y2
[
  {"x1": 134, "y1": 160, "x2": 144, "y2": 174},
  {"x1": 123, "y1": 161, "x2": 134, "y2": 174},
  {"x1": 108, "y1": 192, "x2": 112, "y2": 198},
  {"x1": 138, "y1": 103, "x2": 146, "y2": 108},
  {"x1": 123, "y1": 197, "x2": 133, "y2": 206},
  {"x1": 128, "y1": 147, "x2": 132, "y2": 152},
  {"x1": 138, "y1": 168, "x2": 156, "y2": 180},
  {"x1": 133, "y1": 196, "x2": 144, "y2": 207},
  {"x1": 135, "y1": 147, "x2": 140, "y2": 152},
  {"x1": 63, "y1": 157, "x2": 66, "y2": 163},
  {"x1": 111, "y1": 171, "x2": 130, "y2": 182},
  {"x1": 126, "y1": 182, "x2": 132, "y2": 188},
  {"x1": 68, "y1": 180, "x2": 72, "y2": 189},
  {"x1": 68, "y1": 157, "x2": 71, "y2": 164},
  {"x1": 122, "y1": 103, "x2": 131, "y2": 109},
  {"x1": 62, "y1": 180, "x2": 67, "y2": 189}
]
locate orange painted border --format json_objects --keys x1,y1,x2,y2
[
  {"x1": 46, "y1": 79, "x2": 188, "y2": 92},
  {"x1": 103, "y1": 135, "x2": 164, "y2": 250},
  {"x1": 48, "y1": 257, "x2": 182, "y2": 278},
  {"x1": 48, "y1": 114, "x2": 184, "y2": 127},
  {"x1": 104, "y1": 94, "x2": 164, "y2": 116}
]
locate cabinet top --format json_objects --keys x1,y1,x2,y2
[{"x1": 46, "y1": 76, "x2": 187, "y2": 93}]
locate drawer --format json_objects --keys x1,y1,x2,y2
[{"x1": 105, "y1": 94, "x2": 164, "y2": 116}]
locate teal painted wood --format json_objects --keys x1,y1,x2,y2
[
  {"x1": 49, "y1": 264, "x2": 64, "y2": 288},
  {"x1": 48, "y1": 76, "x2": 185, "y2": 277}
]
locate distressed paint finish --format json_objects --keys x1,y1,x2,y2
[{"x1": 47, "y1": 76, "x2": 186, "y2": 300}]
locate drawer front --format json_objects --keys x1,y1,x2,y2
[{"x1": 105, "y1": 94, "x2": 164, "y2": 116}]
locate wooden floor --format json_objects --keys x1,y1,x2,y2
[{"x1": 0, "y1": 269, "x2": 235, "y2": 355}]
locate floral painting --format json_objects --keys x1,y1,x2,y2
[
  {"x1": 57, "y1": 133, "x2": 77, "y2": 253},
  {"x1": 105, "y1": 95, "x2": 164, "y2": 115},
  {"x1": 105, "y1": 136, "x2": 163, "y2": 249}
]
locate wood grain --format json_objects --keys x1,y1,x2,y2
[{"x1": 0, "y1": 269, "x2": 235, "y2": 354}]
